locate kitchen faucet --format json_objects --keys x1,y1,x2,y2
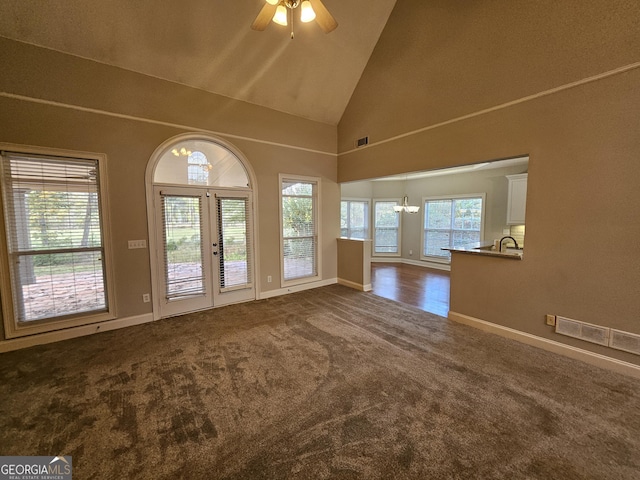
[{"x1": 499, "y1": 236, "x2": 519, "y2": 252}]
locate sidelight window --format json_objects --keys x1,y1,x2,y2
[{"x1": 280, "y1": 175, "x2": 320, "y2": 285}]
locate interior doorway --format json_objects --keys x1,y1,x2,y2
[{"x1": 146, "y1": 134, "x2": 257, "y2": 319}]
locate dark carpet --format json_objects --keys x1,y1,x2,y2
[{"x1": 1, "y1": 285, "x2": 639, "y2": 479}]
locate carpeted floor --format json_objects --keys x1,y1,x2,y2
[{"x1": 1, "y1": 285, "x2": 639, "y2": 479}]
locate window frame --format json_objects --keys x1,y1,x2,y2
[
  {"x1": 340, "y1": 197, "x2": 370, "y2": 240},
  {"x1": 420, "y1": 193, "x2": 486, "y2": 264},
  {"x1": 278, "y1": 174, "x2": 321, "y2": 287},
  {"x1": 372, "y1": 198, "x2": 401, "y2": 257},
  {"x1": 0, "y1": 144, "x2": 116, "y2": 339}
]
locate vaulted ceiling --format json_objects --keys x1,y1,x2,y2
[{"x1": 0, "y1": 0, "x2": 397, "y2": 125}]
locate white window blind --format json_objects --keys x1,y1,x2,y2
[
  {"x1": 373, "y1": 200, "x2": 400, "y2": 254},
  {"x1": 281, "y1": 178, "x2": 317, "y2": 282},
  {"x1": 160, "y1": 193, "x2": 206, "y2": 300},
  {"x1": 216, "y1": 196, "x2": 253, "y2": 292},
  {"x1": 423, "y1": 196, "x2": 483, "y2": 259},
  {"x1": 340, "y1": 199, "x2": 369, "y2": 239},
  {"x1": 0, "y1": 152, "x2": 107, "y2": 322}
]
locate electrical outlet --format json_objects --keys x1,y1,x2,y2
[
  {"x1": 546, "y1": 314, "x2": 556, "y2": 326},
  {"x1": 267, "y1": 275, "x2": 272, "y2": 283},
  {"x1": 142, "y1": 293, "x2": 151, "y2": 303},
  {"x1": 409, "y1": 250, "x2": 413, "y2": 256}
]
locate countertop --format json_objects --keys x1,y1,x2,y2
[{"x1": 443, "y1": 241, "x2": 523, "y2": 260}]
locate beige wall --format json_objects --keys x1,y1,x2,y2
[
  {"x1": 338, "y1": 0, "x2": 640, "y2": 365},
  {"x1": 0, "y1": 38, "x2": 338, "y2": 339},
  {"x1": 337, "y1": 238, "x2": 371, "y2": 290}
]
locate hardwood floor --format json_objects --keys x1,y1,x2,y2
[{"x1": 370, "y1": 262, "x2": 450, "y2": 317}]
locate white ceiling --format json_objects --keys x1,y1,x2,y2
[{"x1": 0, "y1": 0, "x2": 397, "y2": 125}]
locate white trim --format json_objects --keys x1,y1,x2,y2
[
  {"x1": 339, "y1": 61, "x2": 640, "y2": 156},
  {"x1": 0, "y1": 143, "x2": 118, "y2": 338},
  {"x1": 400, "y1": 258, "x2": 451, "y2": 271},
  {"x1": 448, "y1": 311, "x2": 640, "y2": 380},
  {"x1": 372, "y1": 257, "x2": 451, "y2": 271},
  {"x1": 258, "y1": 278, "x2": 337, "y2": 299},
  {"x1": 0, "y1": 313, "x2": 153, "y2": 353},
  {"x1": 0, "y1": 92, "x2": 335, "y2": 158}
]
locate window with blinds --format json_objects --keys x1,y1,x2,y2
[
  {"x1": 0, "y1": 151, "x2": 109, "y2": 324},
  {"x1": 422, "y1": 195, "x2": 484, "y2": 260},
  {"x1": 340, "y1": 199, "x2": 369, "y2": 239},
  {"x1": 161, "y1": 194, "x2": 206, "y2": 300},
  {"x1": 216, "y1": 196, "x2": 253, "y2": 292},
  {"x1": 281, "y1": 177, "x2": 319, "y2": 283},
  {"x1": 373, "y1": 200, "x2": 401, "y2": 255}
]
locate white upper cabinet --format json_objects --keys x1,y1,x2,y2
[{"x1": 506, "y1": 173, "x2": 527, "y2": 225}]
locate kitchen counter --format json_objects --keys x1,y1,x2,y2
[{"x1": 443, "y1": 241, "x2": 523, "y2": 260}]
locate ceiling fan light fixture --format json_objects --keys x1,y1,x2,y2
[
  {"x1": 252, "y1": 0, "x2": 336, "y2": 35},
  {"x1": 300, "y1": 1, "x2": 316, "y2": 22},
  {"x1": 273, "y1": 5, "x2": 288, "y2": 26}
]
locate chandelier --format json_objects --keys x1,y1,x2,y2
[{"x1": 394, "y1": 195, "x2": 420, "y2": 214}]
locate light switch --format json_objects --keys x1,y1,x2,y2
[{"x1": 128, "y1": 240, "x2": 147, "y2": 249}]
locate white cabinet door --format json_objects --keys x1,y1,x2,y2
[{"x1": 506, "y1": 174, "x2": 527, "y2": 225}]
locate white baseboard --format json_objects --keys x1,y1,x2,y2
[
  {"x1": 448, "y1": 311, "x2": 640, "y2": 380},
  {"x1": 0, "y1": 313, "x2": 154, "y2": 353},
  {"x1": 404, "y1": 258, "x2": 451, "y2": 271},
  {"x1": 258, "y1": 278, "x2": 338, "y2": 300},
  {"x1": 338, "y1": 278, "x2": 372, "y2": 292},
  {"x1": 372, "y1": 257, "x2": 451, "y2": 271},
  {"x1": 371, "y1": 257, "x2": 401, "y2": 263}
]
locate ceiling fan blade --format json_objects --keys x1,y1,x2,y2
[
  {"x1": 251, "y1": 3, "x2": 278, "y2": 31},
  {"x1": 309, "y1": 0, "x2": 338, "y2": 33}
]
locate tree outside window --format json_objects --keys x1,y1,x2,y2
[{"x1": 281, "y1": 177, "x2": 319, "y2": 282}]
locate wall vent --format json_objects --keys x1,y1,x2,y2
[
  {"x1": 555, "y1": 316, "x2": 609, "y2": 346},
  {"x1": 356, "y1": 136, "x2": 369, "y2": 148},
  {"x1": 610, "y1": 329, "x2": 640, "y2": 355}
]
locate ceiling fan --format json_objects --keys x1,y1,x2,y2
[{"x1": 251, "y1": 0, "x2": 338, "y2": 38}]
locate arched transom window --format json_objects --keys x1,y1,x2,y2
[{"x1": 154, "y1": 139, "x2": 250, "y2": 188}]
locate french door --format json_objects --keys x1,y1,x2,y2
[{"x1": 154, "y1": 186, "x2": 255, "y2": 317}]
